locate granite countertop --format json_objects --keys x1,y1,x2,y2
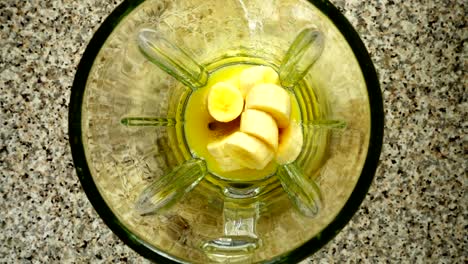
[{"x1": 1, "y1": 0, "x2": 466, "y2": 262}]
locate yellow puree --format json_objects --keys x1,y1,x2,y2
[{"x1": 184, "y1": 64, "x2": 301, "y2": 181}]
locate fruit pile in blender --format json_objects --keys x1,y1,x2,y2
[{"x1": 206, "y1": 66, "x2": 303, "y2": 172}]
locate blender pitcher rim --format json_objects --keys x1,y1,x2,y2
[{"x1": 68, "y1": 0, "x2": 384, "y2": 263}]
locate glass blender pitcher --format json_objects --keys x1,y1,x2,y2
[{"x1": 69, "y1": 0, "x2": 383, "y2": 263}]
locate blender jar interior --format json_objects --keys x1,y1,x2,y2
[{"x1": 78, "y1": 0, "x2": 373, "y2": 262}]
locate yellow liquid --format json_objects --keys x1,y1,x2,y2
[{"x1": 184, "y1": 64, "x2": 301, "y2": 181}]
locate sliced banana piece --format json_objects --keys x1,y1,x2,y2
[
  {"x1": 240, "y1": 109, "x2": 279, "y2": 150},
  {"x1": 207, "y1": 82, "x2": 244, "y2": 122},
  {"x1": 224, "y1": 131, "x2": 274, "y2": 170},
  {"x1": 276, "y1": 120, "x2": 303, "y2": 165},
  {"x1": 207, "y1": 137, "x2": 245, "y2": 172},
  {"x1": 239, "y1": 66, "x2": 279, "y2": 98},
  {"x1": 245, "y1": 83, "x2": 291, "y2": 128}
]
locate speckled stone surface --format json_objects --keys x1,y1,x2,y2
[{"x1": 1, "y1": 0, "x2": 466, "y2": 263}]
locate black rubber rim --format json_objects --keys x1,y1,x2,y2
[{"x1": 69, "y1": 0, "x2": 384, "y2": 263}]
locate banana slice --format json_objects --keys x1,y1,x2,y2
[
  {"x1": 276, "y1": 120, "x2": 303, "y2": 165},
  {"x1": 207, "y1": 82, "x2": 244, "y2": 122},
  {"x1": 207, "y1": 137, "x2": 245, "y2": 172},
  {"x1": 224, "y1": 131, "x2": 274, "y2": 170},
  {"x1": 240, "y1": 109, "x2": 279, "y2": 150},
  {"x1": 239, "y1": 66, "x2": 279, "y2": 97},
  {"x1": 245, "y1": 83, "x2": 291, "y2": 128}
]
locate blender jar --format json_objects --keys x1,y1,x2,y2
[{"x1": 69, "y1": 0, "x2": 383, "y2": 263}]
